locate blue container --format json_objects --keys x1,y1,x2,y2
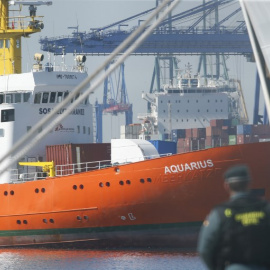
[
  {"x1": 149, "y1": 140, "x2": 176, "y2": 155},
  {"x1": 222, "y1": 119, "x2": 230, "y2": 127},
  {"x1": 236, "y1": 125, "x2": 253, "y2": 135}
]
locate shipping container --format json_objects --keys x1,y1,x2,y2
[
  {"x1": 206, "y1": 126, "x2": 222, "y2": 137},
  {"x1": 229, "y1": 135, "x2": 237, "y2": 145},
  {"x1": 210, "y1": 119, "x2": 224, "y2": 128},
  {"x1": 237, "y1": 125, "x2": 253, "y2": 135},
  {"x1": 192, "y1": 128, "x2": 206, "y2": 138},
  {"x1": 185, "y1": 129, "x2": 193, "y2": 138},
  {"x1": 222, "y1": 119, "x2": 231, "y2": 127},
  {"x1": 171, "y1": 129, "x2": 186, "y2": 142},
  {"x1": 46, "y1": 143, "x2": 111, "y2": 175},
  {"x1": 149, "y1": 140, "x2": 176, "y2": 155},
  {"x1": 231, "y1": 118, "x2": 239, "y2": 126},
  {"x1": 177, "y1": 138, "x2": 185, "y2": 148},
  {"x1": 228, "y1": 126, "x2": 237, "y2": 135},
  {"x1": 237, "y1": 135, "x2": 252, "y2": 144},
  {"x1": 253, "y1": 124, "x2": 270, "y2": 135}
]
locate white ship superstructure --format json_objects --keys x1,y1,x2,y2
[
  {"x1": 138, "y1": 68, "x2": 246, "y2": 140},
  {"x1": 0, "y1": 60, "x2": 93, "y2": 182}
]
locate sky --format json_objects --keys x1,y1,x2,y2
[{"x1": 19, "y1": 0, "x2": 259, "y2": 142}]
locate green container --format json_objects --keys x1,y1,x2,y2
[
  {"x1": 229, "y1": 135, "x2": 237, "y2": 145},
  {"x1": 231, "y1": 118, "x2": 239, "y2": 126}
]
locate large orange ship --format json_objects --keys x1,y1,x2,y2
[
  {"x1": 0, "y1": 141, "x2": 269, "y2": 247},
  {"x1": 0, "y1": 1, "x2": 269, "y2": 248}
]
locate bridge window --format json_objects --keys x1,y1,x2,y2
[
  {"x1": 42, "y1": 92, "x2": 49, "y2": 103},
  {"x1": 6, "y1": 94, "x2": 13, "y2": 103},
  {"x1": 34, "y1": 93, "x2": 42, "y2": 104},
  {"x1": 56, "y1": 92, "x2": 63, "y2": 103},
  {"x1": 1, "y1": 109, "x2": 15, "y2": 122},
  {"x1": 49, "y1": 92, "x2": 56, "y2": 103},
  {"x1": 23, "y1": 93, "x2": 31, "y2": 102},
  {"x1": 64, "y1": 91, "x2": 69, "y2": 99},
  {"x1": 15, "y1": 93, "x2": 21, "y2": 103}
]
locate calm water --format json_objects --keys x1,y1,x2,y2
[{"x1": 0, "y1": 248, "x2": 206, "y2": 270}]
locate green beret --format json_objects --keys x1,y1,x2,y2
[{"x1": 224, "y1": 165, "x2": 251, "y2": 183}]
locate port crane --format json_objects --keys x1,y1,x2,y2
[
  {"x1": 95, "y1": 62, "x2": 132, "y2": 143},
  {"x1": 39, "y1": 0, "x2": 268, "y2": 140}
]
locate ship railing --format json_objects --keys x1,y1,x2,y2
[
  {"x1": 38, "y1": 63, "x2": 88, "y2": 73},
  {"x1": 6, "y1": 16, "x2": 44, "y2": 31},
  {"x1": 11, "y1": 172, "x2": 48, "y2": 183},
  {"x1": 55, "y1": 160, "x2": 112, "y2": 177},
  {"x1": 54, "y1": 153, "x2": 171, "y2": 177}
]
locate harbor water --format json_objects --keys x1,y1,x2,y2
[{"x1": 0, "y1": 248, "x2": 206, "y2": 270}]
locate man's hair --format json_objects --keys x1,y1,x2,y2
[{"x1": 228, "y1": 180, "x2": 249, "y2": 192}]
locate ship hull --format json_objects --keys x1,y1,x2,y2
[{"x1": 0, "y1": 142, "x2": 269, "y2": 248}]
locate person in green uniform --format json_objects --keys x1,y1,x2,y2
[{"x1": 197, "y1": 164, "x2": 270, "y2": 270}]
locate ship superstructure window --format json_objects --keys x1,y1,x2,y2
[
  {"x1": 83, "y1": 126, "x2": 86, "y2": 134},
  {"x1": 6, "y1": 94, "x2": 13, "y2": 103},
  {"x1": 23, "y1": 93, "x2": 30, "y2": 102},
  {"x1": 0, "y1": 129, "x2": 4, "y2": 137},
  {"x1": 50, "y1": 92, "x2": 56, "y2": 103},
  {"x1": 0, "y1": 40, "x2": 3, "y2": 48},
  {"x1": 42, "y1": 92, "x2": 49, "y2": 103},
  {"x1": 0, "y1": 94, "x2": 3, "y2": 104},
  {"x1": 56, "y1": 92, "x2": 63, "y2": 103},
  {"x1": 1, "y1": 109, "x2": 15, "y2": 122},
  {"x1": 64, "y1": 91, "x2": 69, "y2": 99},
  {"x1": 34, "y1": 93, "x2": 42, "y2": 104},
  {"x1": 15, "y1": 93, "x2": 21, "y2": 103}
]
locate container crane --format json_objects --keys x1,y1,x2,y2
[
  {"x1": 95, "y1": 62, "x2": 132, "y2": 143},
  {"x1": 39, "y1": 0, "x2": 267, "y2": 129}
]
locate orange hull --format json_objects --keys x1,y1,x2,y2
[{"x1": 0, "y1": 142, "x2": 269, "y2": 247}]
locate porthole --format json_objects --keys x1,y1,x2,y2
[
  {"x1": 79, "y1": 184, "x2": 84, "y2": 189},
  {"x1": 49, "y1": 219, "x2": 54, "y2": 223},
  {"x1": 99, "y1": 182, "x2": 103, "y2": 188},
  {"x1": 16, "y1": 220, "x2": 21, "y2": 225},
  {"x1": 140, "y1": 179, "x2": 145, "y2": 183},
  {"x1": 35, "y1": 188, "x2": 39, "y2": 193},
  {"x1": 84, "y1": 215, "x2": 89, "y2": 220},
  {"x1": 106, "y1": 182, "x2": 110, "y2": 187},
  {"x1": 147, "y1": 178, "x2": 152, "y2": 183},
  {"x1": 119, "y1": 180, "x2": 124, "y2": 186},
  {"x1": 73, "y1": 185, "x2": 77, "y2": 190},
  {"x1": 77, "y1": 216, "x2": 82, "y2": 221},
  {"x1": 126, "y1": 180, "x2": 131, "y2": 185},
  {"x1": 10, "y1": 190, "x2": 14, "y2": 195},
  {"x1": 41, "y1": 188, "x2": 45, "y2": 193},
  {"x1": 23, "y1": 220, "x2": 28, "y2": 225},
  {"x1": 43, "y1": 219, "x2": 47, "y2": 223},
  {"x1": 4, "y1": 191, "x2": 8, "y2": 196}
]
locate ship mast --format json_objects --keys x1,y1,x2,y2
[{"x1": 0, "y1": 0, "x2": 52, "y2": 75}]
